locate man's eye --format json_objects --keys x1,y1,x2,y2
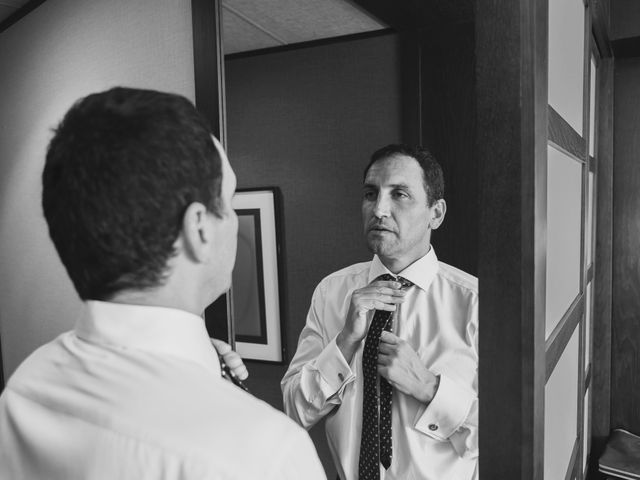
[
  {"x1": 393, "y1": 191, "x2": 409, "y2": 199},
  {"x1": 363, "y1": 191, "x2": 377, "y2": 200}
]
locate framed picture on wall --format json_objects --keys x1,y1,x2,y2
[{"x1": 204, "y1": 187, "x2": 286, "y2": 363}]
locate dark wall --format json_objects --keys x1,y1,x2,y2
[
  {"x1": 611, "y1": 56, "x2": 640, "y2": 433},
  {"x1": 421, "y1": 22, "x2": 477, "y2": 276},
  {"x1": 611, "y1": 0, "x2": 640, "y2": 40},
  {"x1": 225, "y1": 33, "x2": 403, "y2": 476}
]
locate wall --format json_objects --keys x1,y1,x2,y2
[
  {"x1": 0, "y1": 0, "x2": 195, "y2": 378},
  {"x1": 611, "y1": 56, "x2": 640, "y2": 434},
  {"x1": 225, "y1": 32, "x2": 402, "y2": 476}
]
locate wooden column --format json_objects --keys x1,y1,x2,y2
[{"x1": 476, "y1": 0, "x2": 548, "y2": 477}]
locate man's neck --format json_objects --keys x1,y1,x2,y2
[
  {"x1": 378, "y1": 245, "x2": 431, "y2": 274},
  {"x1": 109, "y1": 288, "x2": 203, "y2": 316}
]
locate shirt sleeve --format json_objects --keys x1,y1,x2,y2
[
  {"x1": 413, "y1": 293, "x2": 479, "y2": 459},
  {"x1": 281, "y1": 282, "x2": 356, "y2": 429}
]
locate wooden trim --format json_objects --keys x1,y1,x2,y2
[
  {"x1": 0, "y1": 330, "x2": 4, "y2": 392},
  {"x1": 545, "y1": 293, "x2": 583, "y2": 381},
  {"x1": 587, "y1": 264, "x2": 593, "y2": 282},
  {"x1": 477, "y1": 0, "x2": 547, "y2": 477},
  {"x1": 566, "y1": 437, "x2": 581, "y2": 480},
  {"x1": 225, "y1": 29, "x2": 394, "y2": 60},
  {"x1": 191, "y1": 0, "x2": 233, "y2": 347},
  {"x1": 576, "y1": 8, "x2": 591, "y2": 474},
  {"x1": 591, "y1": 0, "x2": 613, "y2": 58},
  {"x1": 350, "y1": 0, "x2": 472, "y2": 30},
  {"x1": 192, "y1": 0, "x2": 227, "y2": 147},
  {"x1": 589, "y1": 57, "x2": 614, "y2": 478},
  {"x1": 589, "y1": 155, "x2": 596, "y2": 172},
  {"x1": 548, "y1": 106, "x2": 587, "y2": 162},
  {"x1": 611, "y1": 36, "x2": 640, "y2": 58},
  {"x1": 585, "y1": 363, "x2": 592, "y2": 392},
  {"x1": 0, "y1": 0, "x2": 47, "y2": 33}
]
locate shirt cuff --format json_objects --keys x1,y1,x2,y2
[
  {"x1": 314, "y1": 336, "x2": 356, "y2": 397},
  {"x1": 414, "y1": 374, "x2": 474, "y2": 440}
]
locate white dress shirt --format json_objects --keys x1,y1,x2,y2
[
  {"x1": 282, "y1": 248, "x2": 478, "y2": 480},
  {"x1": 0, "y1": 301, "x2": 326, "y2": 480}
]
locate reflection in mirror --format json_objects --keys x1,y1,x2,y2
[{"x1": 207, "y1": 1, "x2": 479, "y2": 478}]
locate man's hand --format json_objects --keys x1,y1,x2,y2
[
  {"x1": 211, "y1": 338, "x2": 249, "y2": 381},
  {"x1": 377, "y1": 331, "x2": 439, "y2": 403},
  {"x1": 336, "y1": 280, "x2": 406, "y2": 363}
]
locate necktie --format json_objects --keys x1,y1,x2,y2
[{"x1": 358, "y1": 274, "x2": 412, "y2": 479}]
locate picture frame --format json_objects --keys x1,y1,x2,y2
[{"x1": 204, "y1": 187, "x2": 286, "y2": 363}]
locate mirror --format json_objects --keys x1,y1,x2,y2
[{"x1": 200, "y1": 1, "x2": 478, "y2": 477}]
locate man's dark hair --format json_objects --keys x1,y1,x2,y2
[
  {"x1": 42, "y1": 87, "x2": 222, "y2": 301},
  {"x1": 364, "y1": 144, "x2": 444, "y2": 205}
]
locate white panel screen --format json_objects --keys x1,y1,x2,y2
[
  {"x1": 549, "y1": 0, "x2": 585, "y2": 134},
  {"x1": 590, "y1": 56, "x2": 597, "y2": 156},
  {"x1": 545, "y1": 327, "x2": 580, "y2": 480},
  {"x1": 546, "y1": 145, "x2": 583, "y2": 337}
]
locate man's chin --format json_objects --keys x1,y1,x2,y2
[{"x1": 366, "y1": 238, "x2": 394, "y2": 257}]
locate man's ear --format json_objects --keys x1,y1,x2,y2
[
  {"x1": 429, "y1": 199, "x2": 447, "y2": 230},
  {"x1": 180, "y1": 202, "x2": 213, "y2": 263}
]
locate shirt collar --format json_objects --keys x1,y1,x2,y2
[
  {"x1": 75, "y1": 301, "x2": 221, "y2": 377},
  {"x1": 368, "y1": 246, "x2": 439, "y2": 292}
]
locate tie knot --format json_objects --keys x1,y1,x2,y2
[{"x1": 377, "y1": 273, "x2": 413, "y2": 289}]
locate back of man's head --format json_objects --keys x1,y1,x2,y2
[{"x1": 42, "y1": 87, "x2": 222, "y2": 301}]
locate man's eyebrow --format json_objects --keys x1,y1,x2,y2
[
  {"x1": 363, "y1": 182, "x2": 412, "y2": 190},
  {"x1": 389, "y1": 183, "x2": 411, "y2": 189}
]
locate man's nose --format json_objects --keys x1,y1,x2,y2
[{"x1": 373, "y1": 194, "x2": 391, "y2": 218}]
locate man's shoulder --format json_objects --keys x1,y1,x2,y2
[
  {"x1": 5, "y1": 332, "x2": 72, "y2": 386},
  {"x1": 437, "y1": 261, "x2": 478, "y2": 296},
  {"x1": 320, "y1": 260, "x2": 371, "y2": 285},
  {"x1": 312, "y1": 260, "x2": 372, "y2": 297},
  {"x1": 173, "y1": 384, "x2": 318, "y2": 474}
]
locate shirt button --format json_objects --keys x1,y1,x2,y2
[
  {"x1": 428, "y1": 424, "x2": 438, "y2": 431},
  {"x1": 338, "y1": 373, "x2": 344, "y2": 381}
]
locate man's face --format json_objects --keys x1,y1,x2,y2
[
  {"x1": 209, "y1": 137, "x2": 238, "y2": 292},
  {"x1": 362, "y1": 154, "x2": 444, "y2": 268}
]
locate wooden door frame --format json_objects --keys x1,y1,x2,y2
[{"x1": 476, "y1": 1, "x2": 548, "y2": 478}]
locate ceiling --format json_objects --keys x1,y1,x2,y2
[{"x1": 0, "y1": 0, "x2": 387, "y2": 54}]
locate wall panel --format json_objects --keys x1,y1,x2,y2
[
  {"x1": 546, "y1": 145, "x2": 583, "y2": 337},
  {"x1": 0, "y1": 0, "x2": 195, "y2": 379},
  {"x1": 544, "y1": 328, "x2": 580, "y2": 480},
  {"x1": 549, "y1": 0, "x2": 585, "y2": 134}
]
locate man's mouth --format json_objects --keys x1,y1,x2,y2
[{"x1": 369, "y1": 225, "x2": 394, "y2": 233}]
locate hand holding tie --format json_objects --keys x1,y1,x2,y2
[
  {"x1": 377, "y1": 331, "x2": 439, "y2": 404},
  {"x1": 336, "y1": 279, "x2": 406, "y2": 364}
]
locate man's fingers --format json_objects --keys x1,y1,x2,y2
[
  {"x1": 379, "y1": 331, "x2": 400, "y2": 344},
  {"x1": 371, "y1": 280, "x2": 403, "y2": 289},
  {"x1": 371, "y1": 300, "x2": 397, "y2": 311},
  {"x1": 223, "y1": 352, "x2": 249, "y2": 380},
  {"x1": 210, "y1": 338, "x2": 249, "y2": 380},
  {"x1": 230, "y1": 363, "x2": 249, "y2": 380},
  {"x1": 377, "y1": 352, "x2": 391, "y2": 365},
  {"x1": 210, "y1": 338, "x2": 232, "y2": 355}
]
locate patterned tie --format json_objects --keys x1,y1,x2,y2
[{"x1": 358, "y1": 274, "x2": 413, "y2": 479}]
